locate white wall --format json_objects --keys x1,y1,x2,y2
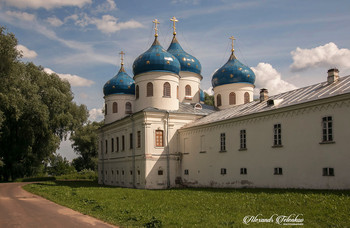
[
  {"x1": 178, "y1": 71, "x2": 201, "y2": 103},
  {"x1": 179, "y1": 97, "x2": 350, "y2": 189},
  {"x1": 214, "y1": 83, "x2": 254, "y2": 109},
  {"x1": 134, "y1": 72, "x2": 179, "y2": 112},
  {"x1": 104, "y1": 94, "x2": 135, "y2": 124}
]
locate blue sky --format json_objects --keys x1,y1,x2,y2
[{"x1": 1, "y1": 0, "x2": 350, "y2": 160}]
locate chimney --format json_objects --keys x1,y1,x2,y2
[
  {"x1": 260, "y1": 88, "x2": 268, "y2": 102},
  {"x1": 327, "y1": 68, "x2": 339, "y2": 84}
]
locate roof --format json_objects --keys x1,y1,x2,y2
[
  {"x1": 184, "y1": 75, "x2": 350, "y2": 129},
  {"x1": 144, "y1": 102, "x2": 216, "y2": 115},
  {"x1": 103, "y1": 65, "x2": 135, "y2": 96}
]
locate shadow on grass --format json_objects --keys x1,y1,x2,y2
[{"x1": 31, "y1": 181, "x2": 350, "y2": 196}]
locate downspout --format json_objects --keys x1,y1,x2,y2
[
  {"x1": 131, "y1": 114, "x2": 136, "y2": 188},
  {"x1": 166, "y1": 111, "x2": 170, "y2": 189}
]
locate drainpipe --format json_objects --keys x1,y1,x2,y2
[
  {"x1": 166, "y1": 111, "x2": 170, "y2": 189},
  {"x1": 131, "y1": 114, "x2": 136, "y2": 188}
]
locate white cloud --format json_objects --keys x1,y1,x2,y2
[
  {"x1": 44, "y1": 68, "x2": 94, "y2": 87},
  {"x1": 47, "y1": 16, "x2": 63, "y2": 27},
  {"x1": 91, "y1": 15, "x2": 143, "y2": 34},
  {"x1": 290, "y1": 42, "x2": 350, "y2": 72},
  {"x1": 2, "y1": 0, "x2": 91, "y2": 10},
  {"x1": 252, "y1": 63, "x2": 297, "y2": 96},
  {"x1": 172, "y1": 0, "x2": 200, "y2": 4},
  {"x1": 6, "y1": 11, "x2": 35, "y2": 21},
  {"x1": 204, "y1": 87, "x2": 214, "y2": 95},
  {"x1": 89, "y1": 108, "x2": 104, "y2": 122},
  {"x1": 16, "y1": 44, "x2": 37, "y2": 59},
  {"x1": 94, "y1": 0, "x2": 117, "y2": 12}
]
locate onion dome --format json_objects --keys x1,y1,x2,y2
[
  {"x1": 212, "y1": 36, "x2": 255, "y2": 88},
  {"x1": 132, "y1": 37, "x2": 180, "y2": 76},
  {"x1": 167, "y1": 35, "x2": 201, "y2": 74},
  {"x1": 103, "y1": 63, "x2": 135, "y2": 96},
  {"x1": 200, "y1": 89, "x2": 205, "y2": 102}
]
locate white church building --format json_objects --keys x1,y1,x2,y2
[{"x1": 98, "y1": 18, "x2": 350, "y2": 190}]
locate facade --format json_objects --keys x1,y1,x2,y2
[{"x1": 98, "y1": 19, "x2": 350, "y2": 190}]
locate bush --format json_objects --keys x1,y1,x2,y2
[{"x1": 55, "y1": 169, "x2": 97, "y2": 181}]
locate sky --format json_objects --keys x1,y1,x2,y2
[{"x1": 1, "y1": 0, "x2": 350, "y2": 160}]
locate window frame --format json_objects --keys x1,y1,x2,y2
[
  {"x1": 240, "y1": 168, "x2": 247, "y2": 175},
  {"x1": 122, "y1": 135, "x2": 125, "y2": 151},
  {"x1": 125, "y1": 102, "x2": 132, "y2": 114},
  {"x1": 323, "y1": 167, "x2": 335, "y2": 176},
  {"x1": 184, "y1": 169, "x2": 189, "y2": 175},
  {"x1": 221, "y1": 168, "x2": 227, "y2": 175},
  {"x1": 116, "y1": 137, "x2": 119, "y2": 152},
  {"x1": 244, "y1": 92, "x2": 250, "y2": 104},
  {"x1": 220, "y1": 133, "x2": 226, "y2": 152},
  {"x1": 113, "y1": 102, "x2": 118, "y2": 113},
  {"x1": 322, "y1": 116, "x2": 333, "y2": 142},
  {"x1": 217, "y1": 94, "x2": 222, "y2": 107},
  {"x1": 273, "y1": 124, "x2": 282, "y2": 147},
  {"x1": 229, "y1": 92, "x2": 236, "y2": 105},
  {"x1": 240, "y1": 129, "x2": 247, "y2": 150},
  {"x1": 155, "y1": 130, "x2": 164, "y2": 147},
  {"x1": 129, "y1": 133, "x2": 133, "y2": 149},
  {"x1": 274, "y1": 167, "x2": 283, "y2": 175},
  {"x1": 163, "y1": 82, "x2": 171, "y2": 97},
  {"x1": 111, "y1": 138, "x2": 114, "y2": 152},
  {"x1": 147, "y1": 82, "x2": 153, "y2": 97},
  {"x1": 137, "y1": 131, "x2": 141, "y2": 148}
]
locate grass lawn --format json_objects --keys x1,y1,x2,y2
[{"x1": 23, "y1": 181, "x2": 350, "y2": 227}]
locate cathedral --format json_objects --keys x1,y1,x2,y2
[{"x1": 98, "y1": 18, "x2": 350, "y2": 189}]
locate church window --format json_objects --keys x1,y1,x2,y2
[
  {"x1": 130, "y1": 133, "x2": 133, "y2": 149},
  {"x1": 273, "y1": 124, "x2": 282, "y2": 146},
  {"x1": 111, "y1": 138, "x2": 114, "y2": 152},
  {"x1": 240, "y1": 130, "x2": 246, "y2": 149},
  {"x1": 163, "y1": 82, "x2": 171, "y2": 97},
  {"x1": 240, "y1": 168, "x2": 247, "y2": 175},
  {"x1": 137, "y1": 131, "x2": 141, "y2": 148},
  {"x1": 147, "y1": 82, "x2": 153, "y2": 97},
  {"x1": 229, "y1": 92, "x2": 236, "y2": 105},
  {"x1": 105, "y1": 103, "x2": 107, "y2": 115},
  {"x1": 177, "y1": 86, "x2": 179, "y2": 99},
  {"x1": 155, "y1": 130, "x2": 164, "y2": 147},
  {"x1": 116, "y1": 137, "x2": 119, "y2": 152},
  {"x1": 122, "y1": 135, "x2": 125, "y2": 151},
  {"x1": 113, "y1": 102, "x2": 118, "y2": 113},
  {"x1": 323, "y1": 167, "x2": 334, "y2": 176},
  {"x1": 217, "y1": 94, "x2": 222, "y2": 107},
  {"x1": 274, "y1": 167, "x2": 283, "y2": 175},
  {"x1": 322, "y1": 116, "x2": 333, "y2": 142},
  {"x1": 185, "y1": 85, "x2": 191, "y2": 97},
  {"x1": 221, "y1": 168, "x2": 227, "y2": 175},
  {"x1": 158, "y1": 170, "x2": 163, "y2": 175},
  {"x1": 220, "y1": 133, "x2": 226, "y2": 152},
  {"x1": 136, "y1": 85, "x2": 139, "y2": 99},
  {"x1": 244, "y1": 92, "x2": 250, "y2": 104},
  {"x1": 125, "y1": 102, "x2": 132, "y2": 114},
  {"x1": 136, "y1": 170, "x2": 141, "y2": 184},
  {"x1": 184, "y1": 169, "x2": 189, "y2": 175},
  {"x1": 105, "y1": 140, "x2": 108, "y2": 154}
]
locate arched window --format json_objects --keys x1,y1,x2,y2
[
  {"x1": 105, "y1": 103, "x2": 107, "y2": 115},
  {"x1": 177, "y1": 86, "x2": 179, "y2": 99},
  {"x1": 163, "y1": 82, "x2": 171, "y2": 97},
  {"x1": 229, "y1": 92, "x2": 236, "y2": 105},
  {"x1": 244, "y1": 92, "x2": 250, "y2": 104},
  {"x1": 147, "y1": 82, "x2": 153, "y2": 97},
  {"x1": 113, "y1": 102, "x2": 118, "y2": 113},
  {"x1": 185, "y1": 85, "x2": 191, "y2": 96},
  {"x1": 136, "y1": 85, "x2": 139, "y2": 99},
  {"x1": 217, "y1": 94, "x2": 222, "y2": 107},
  {"x1": 125, "y1": 102, "x2": 132, "y2": 114}
]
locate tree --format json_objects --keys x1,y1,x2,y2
[
  {"x1": 0, "y1": 27, "x2": 88, "y2": 181},
  {"x1": 70, "y1": 121, "x2": 102, "y2": 172},
  {"x1": 47, "y1": 153, "x2": 75, "y2": 176},
  {"x1": 204, "y1": 92, "x2": 214, "y2": 106}
]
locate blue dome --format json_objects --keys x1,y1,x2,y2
[
  {"x1": 103, "y1": 65, "x2": 135, "y2": 96},
  {"x1": 133, "y1": 37, "x2": 180, "y2": 76},
  {"x1": 167, "y1": 36, "x2": 201, "y2": 74},
  {"x1": 211, "y1": 53, "x2": 255, "y2": 88},
  {"x1": 200, "y1": 89, "x2": 205, "y2": 102}
]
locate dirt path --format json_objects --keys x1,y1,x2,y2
[{"x1": 0, "y1": 182, "x2": 117, "y2": 228}]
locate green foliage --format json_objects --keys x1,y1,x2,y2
[
  {"x1": 24, "y1": 181, "x2": 350, "y2": 227},
  {"x1": 0, "y1": 27, "x2": 88, "y2": 181},
  {"x1": 70, "y1": 122, "x2": 102, "y2": 171},
  {"x1": 47, "y1": 153, "x2": 75, "y2": 176},
  {"x1": 204, "y1": 92, "x2": 214, "y2": 106},
  {"x1": 55, "y1": 169, "x2": 97, "y2": 181}
]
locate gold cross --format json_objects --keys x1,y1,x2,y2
[
  {"x1": 170, "y1": 16, "x2": 178, "y2": 35},
  {"x1": 229, "y1": 35, "x2": 236, "y2": 52},
  {"x1": 119, "y1": 51, "x2": 125, "y2": 65},
  {"x1": 152, "y1": 19, "x2": 160, "y2": 37}
]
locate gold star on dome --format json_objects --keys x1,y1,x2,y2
[
  {"x1": 120, "y1": 79, "x2": 123, "y2": 82},
  {"x1": 187, "y1": 63, "x2": 191, "y2": 66},
  {"x1": 230, "y1": 74, "x2": 234, "y2": 78},
  {"x1": 222, "y1": 69, "x2": 225, "y2": 72},
  {"x1": 112, "y1": 86, "x2": 115, "y2": 88},
  {"x1": 146, "y1": 60, "x2": 150, "y2": 64},
  {"x1": 166, "y1": 60, "x2": 170, "y2": 64},
  {"x1": 239, "y1": 67, "x2": 242, "y2": 71},
  {"x1": 247, "y1": 74, "x2": 250, "y2": 77}
]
